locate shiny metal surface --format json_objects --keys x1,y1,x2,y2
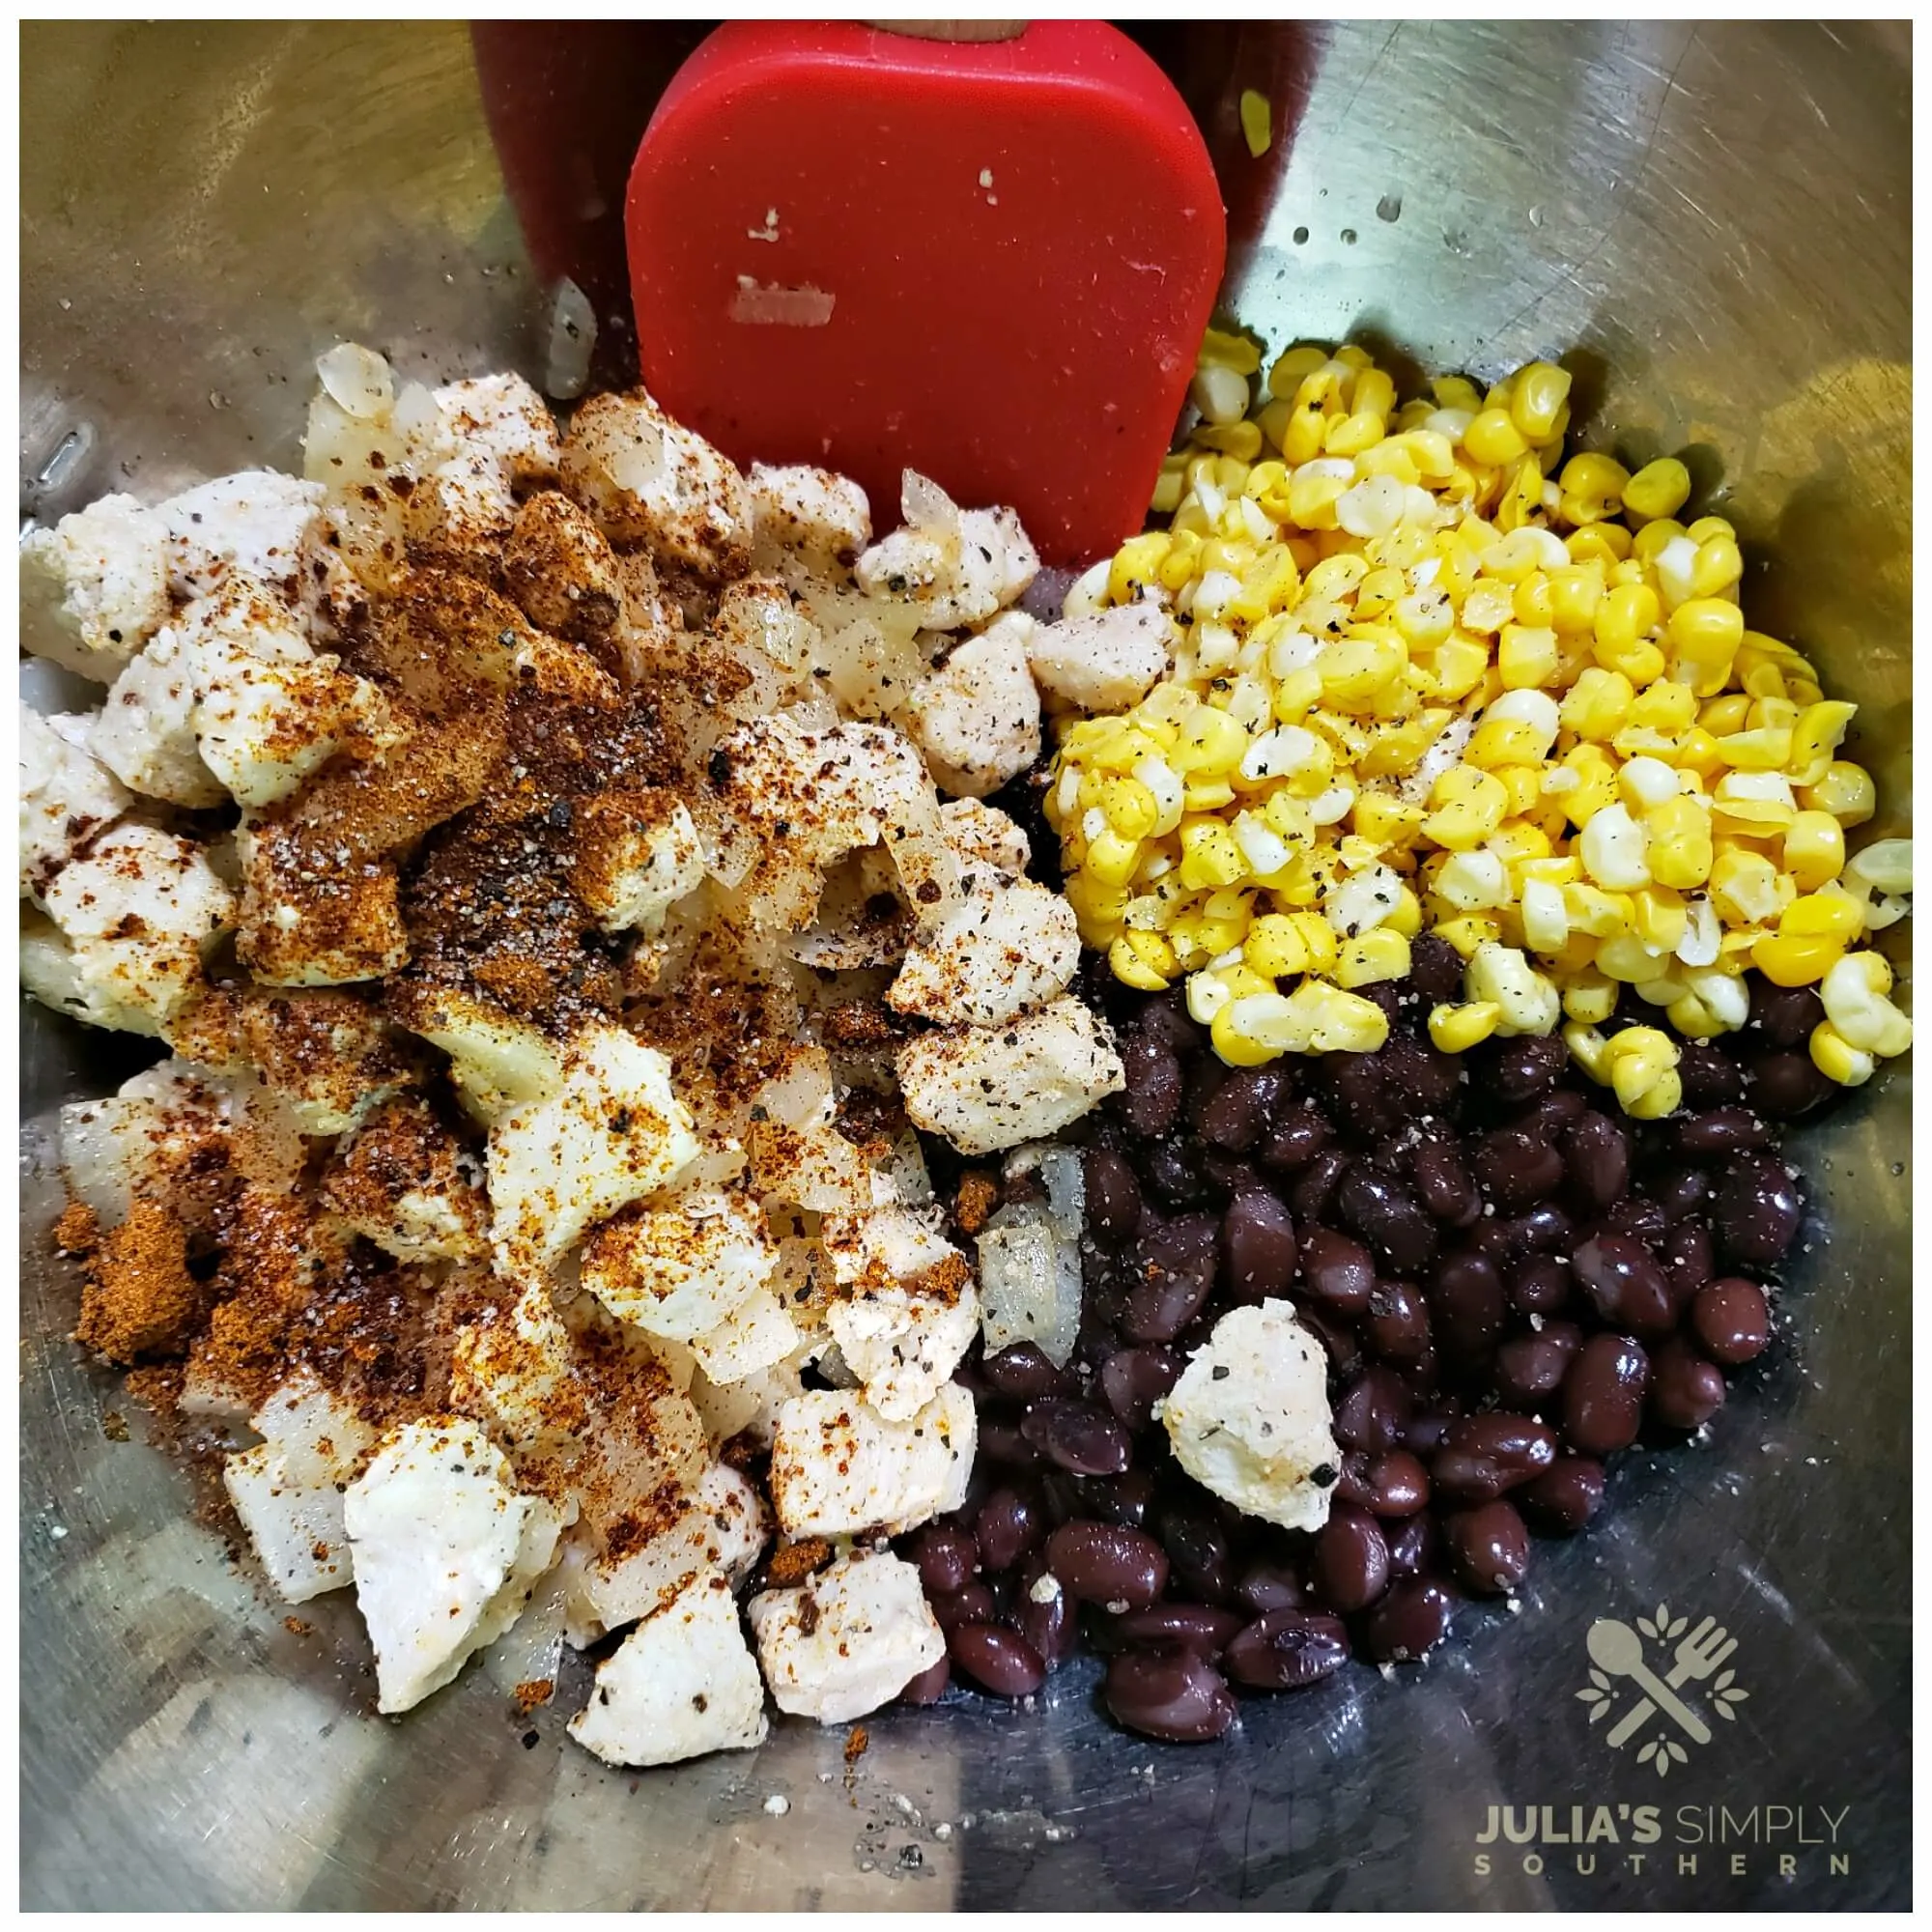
[{"x1": 20, "y1": 19, "x2": 1910, "y2": 1911}]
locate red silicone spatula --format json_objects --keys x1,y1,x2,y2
[{"x1": 624, "y1": 20, "x2": 1226, "y2": 567}]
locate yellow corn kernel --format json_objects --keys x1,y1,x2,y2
[
  {"x1": 1064, "y1": 873, "x2": 1130, "y2": 941},
  {"x1": 1594, "y1": 581, "x2": 1662, "y2": 656},
  {"x1": 1509, "y1": 572, "x2": 1553, "y2": 629},
  {"x1": 1690, "y1": 535, "x2": 1744, "y2": 597},
  {"x1": 1421, "y1": 765, "x2": 1510, "y2": 850},
  {"x1": 1198, "y1": 327, "x2": 1263, "y2": 375},
  {"x1": 1715, "y1": 727, "x2": 1792, "y2": 774},
  {"x1": 1544, "y1": 564, "x2": 1604, "y2": 636},
  {"x1": 1808, "y1": 1020, "x2": 1876, "y2": 1087},
  {"x1": 1183, "y1": 780, "x2": 1237, "y2": 813},
  {"x1": 1266, "y1": 344, "x2": 1328, "y2": 400},
  {"x1": 1322, "y1": 411, "x2": 1383, "y2": 457},
  {"x1": 1594, "y1": 634, "x2": 1667, "y2": 685},
  {"x1": 1509, "y1": 360, "x2": 1573, "y2": 440},
  {"x1": 1799, "y1": 760, "x2": 1876, "y2": 828},
  {"x1": 1085, "y1": 829, "x2": 1143, "y2": 889},
  {"x1": 1210, "y1": 998, "x2": 1284, "y2": 1067},
  {"x1": 1096, "y1": 775, "x2": 1160, "y2": 841},
  {"x1": 1562, "y1": 973, "x2": 1619, "y2": 1025},
  {"x1": 1559, "y1": 451, "x2": 1631, "y2": 524},
  {"x1": 1747, "y1": 695, "x2": 1800, "y2": 733},
  {"x1": 1287, "y1": 909, "x2": 1339, "y2": 976},
  {"x1": 1560, "y1": 882, "x2": 1632, "y2": 940},
  {"x1": 1287, "y1": 462, "x2": 1354, "y2": 528},
  {"x1": 1433, "y1": 914, "x2": 1502, "y2": 959},
  {"x1": 1463, "y1": 408, "x2": 1529, "y2": 467},
  {"x1": 1196, "y1": 420, "x2": 1264, "y2": 461},
  {"x1": 1559, "y1": 667, "x2": 1634, "y2": 742},
  {"x1": 1779, "y1": 810, "x2": 1845, "y2": 893},
  {"x1": 1383, "y1": 883, "x2": 1423, "y2": 937},
  {"x1": 1708, "y1": 848, "x2": 1783, "y2": 925},
  {"x1": 1497, "y1": 622, "x2": 1560, "y2": 690},
  {"x1": 1750, "y1": 931, "x2": 1842, "y2": 987},
  {"x1": 1334, "y1": 928, "x2": 1411, "y2": 988},
  {"x1": 1621, "y1": 457, "x2": 1691, "y2": 523},
  {"x1": 1786, "y1": 701, "x2": 1858, "y2": 788},
  {"x1": 1255, "y1": 397, "x2": 1296, "y2": 457},
  {"x1": 1424, "y1": 636, "x2": 1492, "y2": 702},
  {"x1": 1819, "y1": 950, "x2": 1913, "y2": 1057},
  {"x1": 1620, "y1": 1066, "x2": 1683, "y2": 1120},
  {"x1": 1171, "y1": 703, "x2": 1250, "y2": 778},
  {"x1": 1243, "y1": 458, "x2": 1290, "y2": 500},
  {"x1": 1631, "y1": 885, "x2": 1688, "y2": 952},
  {"x1": 1243, "y1": 912, "x2": 1309, "y2": 981},
  {"x1": 1178, "y1": 818, "x2": 1248, "y2": 891},
  {"x1": 1779, "y1": 892, "x2": 1864, "y2": 947},
  {"x1": 1493, "y1": 454, "x2": 1545, "y2": 533},
  {"x1": 1644, "y1": 795, "x2": 1714, "y2": 890},
  {"x1": 1108, "y1": 532, "x2": 1172, "y2": 606},
  {"x1": 1318, "y1": 630, "x2": 1408, "y2": 709},
  {"x1": 1563, "y1": 1021, "x2": 1614, "y2": 1082},
  {"x1": 1566, "y1": 523, "x2": 1633, "y2": 566},
  {"x1": 1696, "y1": 695, "x2": 1747, "y2": 736},
  {"x1": 1110, "y1": 930, "x2": 1178, "y2": 991},
  {"x1": 1430, "y1": 1001, "x2": 1502, "y2": 1052},
  {"x1": 1465, "y1": 717, "x2": 1544, "y2": 771}
]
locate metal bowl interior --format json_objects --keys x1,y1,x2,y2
[{"x1": 19, "y1": 20, "x2": 1911, "y2": 1911}]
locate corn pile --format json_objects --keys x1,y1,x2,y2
[{"x1": 1045, "y1": 333, "x2": 1913, "y2": 1117}]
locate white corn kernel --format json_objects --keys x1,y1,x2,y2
[
  {"x1": 1846, "y1": 838, "x2": 1912, "y2": 897},
  {"x1": 1135, "y1": 757, "x2": 1185, "y2": 835},
  {"x1": 1820, "y1": 952, "x2": 1913, "y2": 1057},
  {"x1": 1192, "y1": 570, "x2": 1241, "y2": 620},
  {"x1": 1578, "y1": 802, "x2": 1652, "y2": 891},
  {"x1": 1486, "y1": 687, "x2": 1561, "y2": 758},
  {"x1": 1186, "y1": 971, "x2": 1234, "y2": 1027},
  {"x1": 1336, "y1": 475, "x2": 1406, "y2": 540},
  {"x1": 1325, "y1": 864, "x2": 1403, "y2": 939},
  {"x1": 1062, "y1": 558, "x2": 1113, "y2": 621},
  {"x1": 1232, "y1": 814, "x2": 1292, "y2": 879},
  {"x1": 1191, "y1": 362, "x2": 1252, "y2": 426},
  {"x1": 1308, "y1": 784, "x2": 1356, "y2": 826},
  {"x1": 1435, "y1": 849, "x2": 1511, "y2": 911},
  {"x1": 1241, "y1": 724, "x2": 1321, "y2": 784},
  {"x1": 1619, "y1": 756, "x2": 1680, "y2": 810},
  {"x1": 1683, "y1": 966, "x2": 1749, "y2": 1031},
  {"x1": 1465, "y1": 940, "x2": 1560, "y2": 1036},
  {"x1": 1675, "y1": 895, "x2": 1721, "y2": 968},
  {"x1": 1266, "y1": 629, "x2": 1321, "y2": 680},
  {"x1": 1520, "y1": 877, "x2": 1570, "y2": 953}
]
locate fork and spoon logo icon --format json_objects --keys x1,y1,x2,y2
[{"x1": 1576, "y1": 1605, "x2": 1749, "y2": 1775}]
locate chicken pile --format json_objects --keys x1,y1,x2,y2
[{"x1": 19, "y1": 346, "x2": 1179, "y2": 1765}]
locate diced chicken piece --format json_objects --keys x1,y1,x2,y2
[
  {"x1": 59, "y1": 1058, "x2": 306, "y2": 1232},
  {"x1": 388, "y1": 983, "x2": 564, "y2": 1123},
  {"x1": 501, "y1": 490, "x2": 624, "y2": 649},
  {"x1": 570, "y1": 1568, "x2": 768, "y2": 1768},
  {"x1": 904, "y1": 612, "x2": 1042, "y2": 798},
  {"x1": 748, "y1": 1548, "x2": 944, "y2": 1723},
  {"x1": 322, "y1": 1095, "x2": 489, "y2": 1262},
  {"x1": 223, "y1": 1377, "x2": 379, "y2": 1603},
  {"x1": 818, "y1": 1205, "x2": 968, "y2": 1300},
  {"x1": 487, "y1": 1025, "x2": 699, "y2": 1273},
  {"x1": 686, "y1": 1288, "x2": 800, "y2": 1386},
  {"x1": 1158, "y1": 1300, "x2": 1340, "y2": 1534},
  {"x1": 895, "y1": 994, "x2": 1124, "y2": 1155},
  {"x1": 566, "y1": 791, "x2": 705, "y2": 933},
  {"x1": 236, "y1": 821, "x2": 410, "y2": 987},
  {"x1": 784, "y1": 845, "x2": 913, "y2": 970},
  {"x1": 1026, "y1": 603, "x2": 1175, "y2": 713},
  {"x1": 694, "y1": 1461, "x2": 771, "y2": 1586},
  {"x1": 687, "y1": 1357, "x2": 803, "y2": 1451},
  {"x1": 887, "y1": 878, "x2": 1078, "y2": 1028},
  {"x1": 24, "y1": 823, "x2": 235, "y2": 1035},
  {"x1": 853, "y1": 471, "x2": 1038, "y2": 630},
  {"x1": 18, "y1": 705, "x2": 131, "y2": 901},
  {"x1": 435, "y1": 372, "x2": 561, "y2": 486},
  {"x1": 561, "y1": 389, "x2": 753, "y2": 585},
  {"x1": 827, "y1": 1280, "x2": 980, "y2": 1422},
  {"x1": 580, "y1": 1188, "x2": 777, "y2": 1341},
  {"x1": 940, "y1": 796, "x2": 1030, "y2": 878},
  {"x1": 91, "y1": 630, "x2": 225, "y2": 807},
  {"x1": 747, "y1": 1119, "x2": 873, "y2": 1214},
  {"x1": 157, "y1": 470, "x2": 332, "y2": 611},
  {"x1": 407, "y1": 445, "x2": 518, "y2": 565},
  {"x1": 343, "y1": 1417, "x2": 537, "y2": 1713},
  {"x1": 209, "y1": 987, "x2": 413, "y2": 1134},
  {"x1": 750, "y1": 462, "x2": 871, "y2": 571},
  {"x1": 712, "y1": 575, "x2": 818, "y2": 682},
  {"x1": 19, "y1": 493, "x2": 172, "y2": 681},
  {"x1": 767, "y1": 1384, "x2": 975, "y2": 1537}
]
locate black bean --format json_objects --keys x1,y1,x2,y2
[
  {"x1": 1222, "y1": 1188, "x2": 1297, "y2": 1302},
  {"x1": 1137, "y1": 994, "x2": 1205, "y2": 1057},
  {"x1": 1382, "y1": 1033, "x2": 1466, "y2": 1113},
  {"x1": 1749, "y1": 978, "x2": 1824, "y2": 1049},
  {"x1": 1428, "y1": 1249, "x2": 1506, "y2": 1363},
  {"x1": 1676, "y1": 1108, "x2": 1772, "y2": 1160},
  {"x1": 1509, "y1": 1256, "x2": 1573, "y2": 1317},
  {"x1": 1714, "y1": 1155, "x2": 1803, "y2": 1265},
  {"x1": 1506, "y1": 1201, "x2": 1577, "y2": 1259},
  {"x1": 1103, "y1": 1647, "x2": 1237, "y2": 1741},
  {"x1": 1338, "y1": 1163, "x2": 1437, "y2": 1273},
  {"x1": 1122, "y1": 1213, "x2": 1219, "y2": 1342},
  {"x1": 1045, "y1": 1520, "x2": 1169, "y2": 1607},
  {"x1": 1257, "y1": 1105, "x2": 1330, "y2": 1176},
  {"x1": 1083, "y1": 1148, "x2": 1144, "y2": 1247},
  {"x1": 909, "y1": 1524, "x2": 979, "y2": 1598},
  {"x1": 1013, "y1": 1558, "x2": 1079, "y2": 1669},
  {"x1": 1444, "y1": 1499, "x2": 1531, "y2": 1596},
  {"x1": 1652, "y1": 1165, "x2": 1711, "y2": 1225},
  {"x1": 1489, "y1": 1035, "x2": 1569, "y2": 1103},
  {"x1": 1022, "y1": 1398, "x2": 1131, "y2": 1477},
  {"x1": 1493, "y1": 1321, "x2": 1582, "y2": 1409},
  {"x1": 1120, "y1": 1032, "x2": 1185, "y2": 1138},
  {"x1": 981, "y1": 1342, "x2": 1069, "y2": 1398},
  {"x1": 1661, "y1": 1221, "x2": 1715, "y2": 1301},
  {"x1": 1072, "y1": 1467, "x2": 1157, "y2": 1530},
  {"x1": 1517, "y1": 1088, "x2": 1588, "y2": 1139},
  {"x1": 1099, "y1": 1345, "x2": 1181, "y2": 1432},
  {"x1": 1400, "y1": 1406, "x2": 1460, "y2": 1456},
  {"x1": 1332, "y1": 1365, "x2": 1413, "y2": 1453},
  {"x1": 1198, "y1": 1149, "x2": 1262, "y2": 1203},
  {"x1": 950, "y1": 1622, "x2": 1045, "y2": 1697},
  {"x1": 1409, "y1": 933, "x2": 1465, "y2": 1005},
  {"x1": 1433, "y1": 1413, "x2": 1557, "y2": 1502},
  {"x1": 1200, "y1": 1065, "x2": 1290, "y2": 1151},
  {"x1": 1312, "y1": 1505, "x2": 1391, "y2": 1612},
  {"x1": 976, "y1": 1415, "x2": 1042, "y2": 1470},
  {"x1": 1677, "y1": 1039, "x2": 1747, "y2": 1109},
  {"x1": 929, "y1": 1582, "x2": 997, "y2": 1631},
  {"x1": 1357, "y1": 1448, "x2": 1431, "y2": 1518},
  {"x1": 1518, "y1": 1456, "x2": 1605, "y2": 1536},
  {"x1": 1562, "y1": 1110, "x2": 1631, "y2": 1212},
  {"x1": 1363, "y1": 1278, "x2": 1431, "y2": 1364},
  {"x1": 1690, "y1": 1277, "x2": 1772, "y2": 1365},
  {"x1": 1564, "y1": 1334, "x2": 1650, "y2": 1455},
  {"x1": 1361, "y1": 1577, "x2": 1455, "y2": 1663},
  {"x1": 1143, "y1": 1140, "x2": 1209, "y2": 1207},
  {"x1": 1100, "y1": 1603, "x2": 1247, "y2": 1658},
  {"x1": 1299, "y1": 1226, "x2": 1377, "y2": 1317},
  {"x1": 1299, "y1": 1307, "x2": 1365, "y2": 1380},
  {"x1": 1158, "y1": 1510, "x2": 1235, "y2": 1605},
  {"x1": 1412, "y1": 1139, "x2": 1482, "y2": 1226},
  {"x1": 1648, "y1": 1339, "x2": 1728, "y2": 1431},
  {"x1": 1745, "y1": 1047, "x2": 1833, "y2": 1120},
  {"x1": 898, "y1": 1656, "x2": 952, "y2": 1705},
  {"x1": 1224, "y1": 1609, "x2": 1351, "y2": 1691},
  {"x1": 1384, "y1": 1513, "x2": 1439, "y2": 1579},
  {"x1": 1471, "y1": 1127, "x2": 1565, "y2": 1212},
  {"x1": 1571, "y1": 1233, "x2": 1676, "y2": 1337},
  {"x1": 1289, "y1": 1147, "x2": 1351, "y2": 1222},
  {"x1": 1182, "y1": 1056, "x2": 1232, "y2": 1134},
  {"x1": 1233, "y1": 1557, "x2": 1306, "y2": 1616},
  {"x1": 1322, "y1": 1052, "x2": 1401, "y2": 1141},
  {"x1": 1603, "y1": 1194, "x2": 1668, "y2": 1250},
  {"x1": 973, "y1": 1484, "x2": 1047, "y2": 1573}
]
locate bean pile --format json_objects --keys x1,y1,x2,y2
[{"x1": 898, "y1": 938, "x2": 1829, "y2": 1742}]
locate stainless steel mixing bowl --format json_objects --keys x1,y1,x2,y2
[{"x1": 19, "y1": 20, "x2": 1911, "y2": 1911}]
